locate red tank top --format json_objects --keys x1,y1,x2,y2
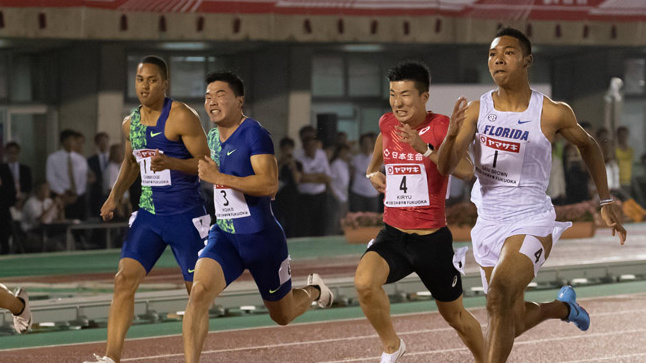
[{"x1": 380, "y1": 112, "x2": 449, "y2": 230}]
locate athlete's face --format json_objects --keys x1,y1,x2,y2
[
  {"x1": 204, "y1": 81, "x2": 244, "y2": 125},
  {"x1": 389, "y1": 80, "x2": 429, "y2": 125},
  {"x1": 488, "y1": 36, "x2": 532, "y2": 86},
  {"x1": 135, "y1": 63, "x2": 168, "y2": 106}
]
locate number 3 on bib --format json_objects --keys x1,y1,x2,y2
[{"x1": 213, "y1": 185, "x2": 251, "y2": 219}]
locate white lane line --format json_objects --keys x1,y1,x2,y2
[
  {"x1": 561, "y1": 352, "x2": 646, "y2": 362},
  {"x1": 319, "y1": 328, "x2": 646, "y2": 363}
]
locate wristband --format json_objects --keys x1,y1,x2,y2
[
  {"x1": 599, "y1": 198, "x2": 614, "y2": 206},
  {"x1": 423, "y1": 143, "x2": 433, "y2": 158},
  {"x1": 366, "y1": 171, "x2": 379, "y2": 179}
]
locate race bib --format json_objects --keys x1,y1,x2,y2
[
  {"x1": 213, "y1": 185, "x2": 251, "y2": 219},
  {"x1": 474, "y1": 133, "x2": 527, "y2": 186},
  {"x1": 384, "y1": 163, "x2": 430, "y2": 208},
  {"x1": 133, "y1": 149, "x2": 172, "y2": 186}
]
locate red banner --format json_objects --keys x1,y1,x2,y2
[{"x1": 1, "y1": 0, "x2": 644, "y2": 21}]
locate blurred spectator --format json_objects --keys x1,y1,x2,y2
[
  {"x1": 0, "y1": 162, "x2": 17, "y2": 254},
  {"x1": 87, "y1": 132, "x2": 110, "y2": 218},
  {"x1": 46, "y1": 129, "x2": 88, "y2": 221},
  {"x1": 72, "y1": 131, "x2": 86, "y2": 154},
  {"x1": 274, "y1": 137, "x2": 302, "y2": 238},
  {"x1": 350, "y1": 133, "x2": 380, "y2": 212},
  {"x1": 21, "y1": 181, "x2": 65, "y2": 252},
  {"x1": 336, "y1": 131, "x2": 349, "y2": 147},
  {"x1": 3, "y1": 141, "x2": 32, "y2": 212},
  {"x1": 547, "y1": 135, "x2": 566, "y2": 205},
  {"x1": 295, "y1": 136, "x2": 331, "y2": 237},
  {"x1": 328, "y1": 143, "x2": 351, "y2": 235},
  {"x1": 615, "y1": 126, "x2": 635, "y2": 197},
  {"x1": 563, "y1": 121, "x2": 592, "y2": 203},
  {"x1": 21, "y1": 181, "x2": 64, "y2": 231}
]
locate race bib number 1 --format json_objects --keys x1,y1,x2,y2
[
  {"x1": 133, "y1": 149, "x2": 172, "y2": 186},
  {"x1": 384, "y1": 163, "x2": 430, "y2": 208},
  {"x1": 214, "y1": 185, "x2": 251, "y2": 219},
  {"x1": 474, "y1": 133, "x2": 527, "y2": 186}
]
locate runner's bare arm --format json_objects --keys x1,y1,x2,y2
[
  {"x1": 395, "y1": 123, "x2": 474, "y2": 181},
  {"x1": 551, "y1": 100, "x2": 626, "y2": 244},
  {"x1": 150, "y1": 103, "x2": 209, "y2": 175},
  {"x1": 101, "y1": 117, "x2": 140, "y2": 220},
  {"x1": 366, "y1": 133, "x2": 385, "y2": 193},
  {"x1": 437, "y1": 98, "x2": 478, "y2": 176},
  {"x1": 198, "y1": 154, "x2": 278, "y2": 197}
]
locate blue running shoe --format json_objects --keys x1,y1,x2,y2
[{"x1": 556, "y1": 285, "x2": 590, "y2": 331}]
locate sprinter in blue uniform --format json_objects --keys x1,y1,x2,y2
[
  {"x1": 86, "y1": 56, "x2": 210, "y2": 363},
  {"x1": 182, "y1": 71, "x2": 334, "y2": 363}
]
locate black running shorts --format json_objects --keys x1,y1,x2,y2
[{"x1": 364, "y1": 223, "x2": 463, "y2": 302}]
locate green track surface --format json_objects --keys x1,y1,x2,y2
[
  {"x1": 0, "y1": 236, "x2": 470, "y2": 279},
  {"x1": 2, "y1": 281, "x2": 645, "y2": 350}
]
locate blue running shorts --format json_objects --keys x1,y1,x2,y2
[
  {"x1": 199, "y1": 221, "x2": 291, "y2": 302},
  {"x1": 121, "y1": 206, "x2": 209, "y2": 281}
]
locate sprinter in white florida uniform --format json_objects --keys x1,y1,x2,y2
[{"x1": 437, "y1": 27, "x2": 626, "y2": 363}]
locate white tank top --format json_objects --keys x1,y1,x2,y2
[{"x1": 471, "y1": 89, "x2": 553, "y2": 222}]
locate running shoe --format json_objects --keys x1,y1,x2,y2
[
  {"x1": 12, "y1": 288, "x2": 31, "y2": 334},
  {"x1": 380, "y1": 339, "x2": 406, "y2": 363},
  {"x1": 557, "y1": 285, "x2": 590, "y2": 331},
  {"x1": 83, "y1": 354, "x2": 116, "y2": 363},
  {"x1": 307, "y1": 273, "x2": 334, "y2": 308}
]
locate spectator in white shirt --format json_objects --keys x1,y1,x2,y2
[
  {"x1": 296, "y1": 136, "x2": 331, "y2": 237},
  {"x1": 46, "y1": 129, "x2": 88, "y2": 221},
  {"x1": 21, "y1": 181, "x2": 64, "y2": 232},
  {"x1": 328, "y1": 143, "x2": 352, "y2": 235},
  {"x1": 350, "y1": 133, "x2": 380, "y2": 212}
]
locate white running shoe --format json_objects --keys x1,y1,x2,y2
[
  {"x1": 12, "y1": 288, "x2": 32, "y2": 334},
  {"x1": 307, "y1": 273, "x2": 334, "y2": 308},
  {"x1": 380, "y1": 339, "x2": 406, "y2": 363},
  {"x1": 83, "y1": 354, "x2": 116, "y2": 363}
]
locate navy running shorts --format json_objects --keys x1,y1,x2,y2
[
  {"x1": 200, "y1": 221, "x2": 291, "y2": 302},
  {"x1": 121, "y1": 206, "x2": 209, "y2": 281}
]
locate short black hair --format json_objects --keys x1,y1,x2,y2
[
  {"x1": 139, "y1": 55, "x2": 169, "y2": 80},
  {"x1": 280, "y1": 137, "x2": 295, "y2": 149},
  {"x1": 5, "y1": 141, "x2": 20, "y2": 151},
  {"x1": 387, "y1": 60, "x2": 430, "y2": 94},
  {"x1": 617, "y1": 126, "x2": 629, "y2": 134},
  {"x1": 205, "y1": 71, "x2": 245, "y2": 97},
  {"x1": 495, "y1": 27, "x2": 532, "y2": 56},
  {"x1": 60, "y1": 129, "x2": 76, "y2": 144},
  {"x1": 94, "y1": 132, "x2": 109, "y2": 143}
]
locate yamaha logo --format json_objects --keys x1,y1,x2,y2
[{"x1": 487, "y1": 114, "x2": 497, "y2": 122}]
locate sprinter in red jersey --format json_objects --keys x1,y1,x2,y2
[{"x1": 354, "y1": 60, "x2": 484, "y2": 363}]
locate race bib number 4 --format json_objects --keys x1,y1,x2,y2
[
  {"x1": 214, "y1": 185, "x2": 251, "y2": 219},
  {"x1": 384, "y1": 163, "x2": 430, "y2": 208},
  {"x1": 133, "y1": 149, "x2": 172, "y2": 186},
  {"x1": 474, "y1": 133, "x2": 527, "y2": 186}
]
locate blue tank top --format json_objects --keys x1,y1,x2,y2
[
  {"x1": 130, "y1": 97, "x2": 203, "y2": 215},
  {"x1": 208, "y1": 118, "x2": 276, "y2": 234}
]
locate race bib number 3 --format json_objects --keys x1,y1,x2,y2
[
  {"x1": 474, "y1": 133, "x2": 527, "y2": 186},
  {"x1": 214, "y1": 185, "x2": 251, "y2": 219},
  {"x1": 133, "y1": 149, "x2": 172, "y2": 186},
  {"x1": 384, "y1": 163, "x2": 430, "y2": 208}
]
